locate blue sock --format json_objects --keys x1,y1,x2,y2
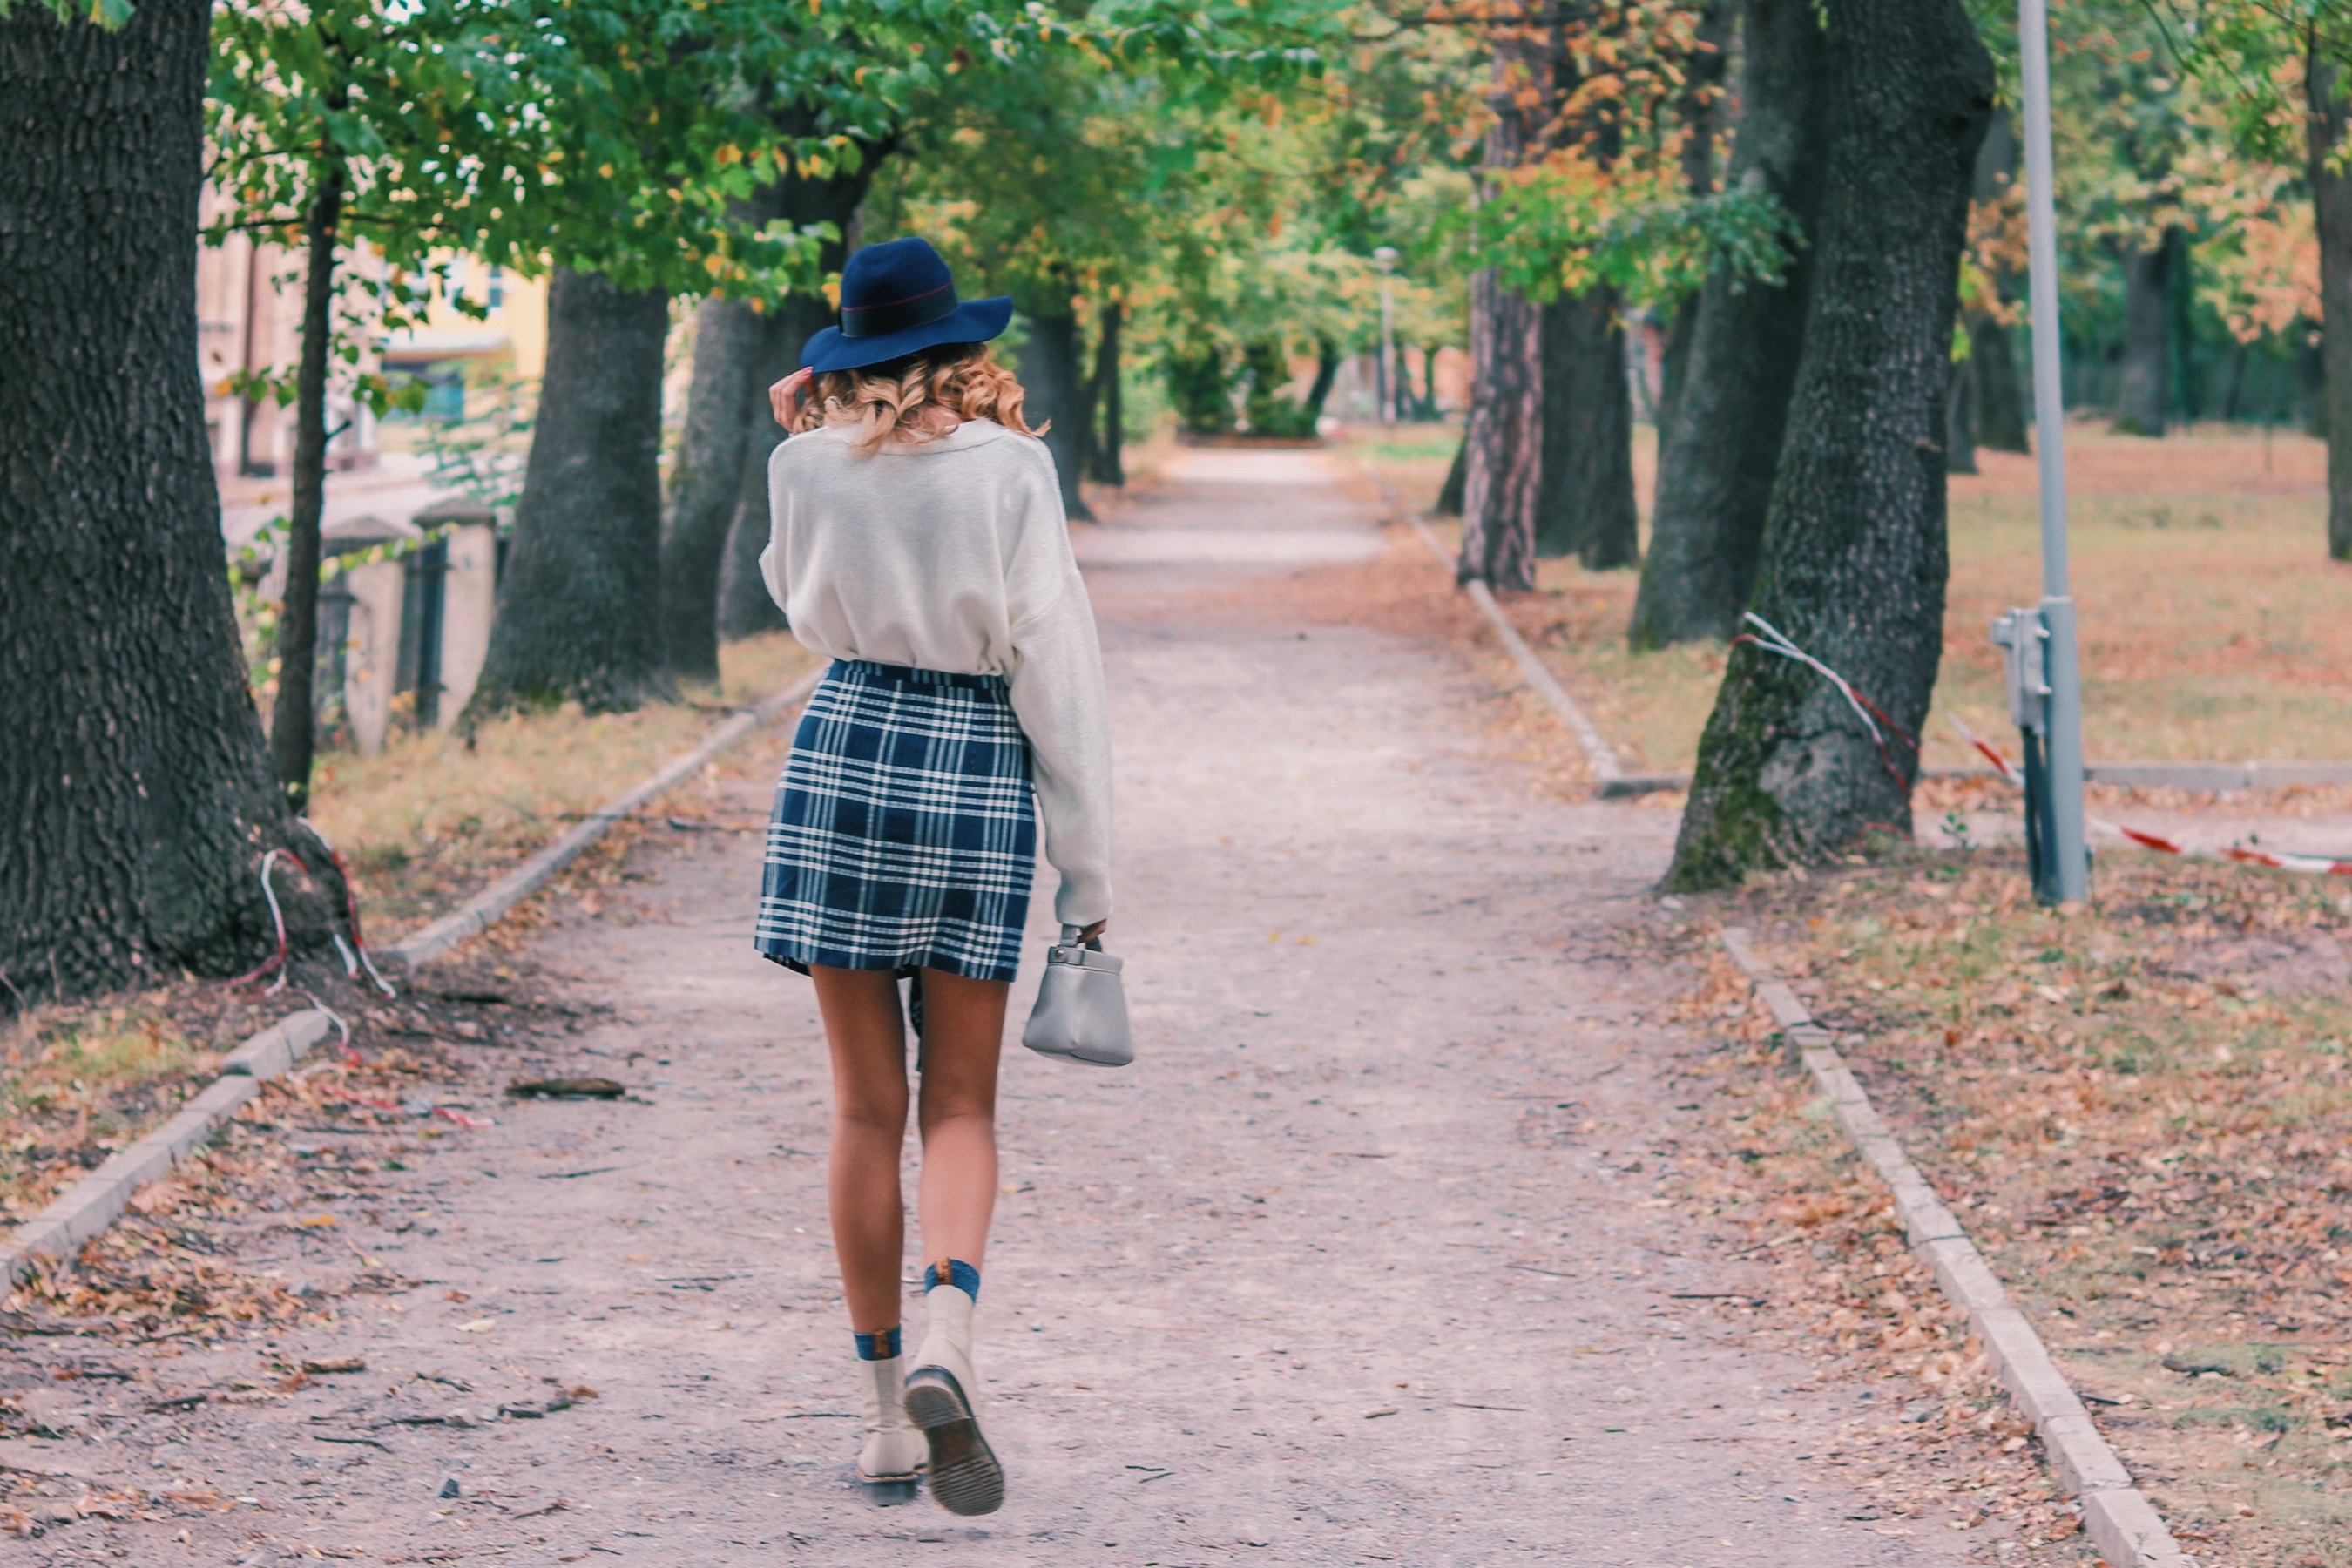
[
  {"x1": 853, "y1": 1326, "x2": 902, "y2": 1361},
  {"x1": 923, "y1": 1258, "x2": 981, "y2": 1301}
]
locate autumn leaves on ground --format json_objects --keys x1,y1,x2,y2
[{"x1": 6, "y1": 428, "x2": 2351, "y2": 1563}]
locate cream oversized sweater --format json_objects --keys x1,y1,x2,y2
[{"x1": 759, "y1": 419, "x2": 1112, "y2": 927}]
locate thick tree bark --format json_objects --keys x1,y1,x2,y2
[
  {"x1": 267, "y1": 163, "x2": 344, "y2": 813},
  {"x1": 2, "y1": 0, "x2": 338, "y2": 1002},
  {"x1": 1535, "y1": 285, "x2": 1639, "y2": 568},
  {"x1": 1020, "y1": 306, "x2": 1094, "y2": 520},
  {"x1": 2309, "y1": 36, "x2": 2352, "y2": 560},
  {"x1": 1630, "y1": 0, "x2": 1831, "y2": 648},
  {"x1": 1665, "y1": 0, "x2": 1993, "y2": 890},
  {"x1": 1460, "y1": 268, "x2": 1543, "y2": 589},
  {"x1": 465, "y1": 269, "x2": 674, "y2": 716},
  {"x1": 2112, "y1": 227, "x2": 2179, "y2": 436},
  {"x1": 1086, "y1": 301, "x2": 1125, "y2": 485},
  {"x1": 1970, "y1": 311, "x2": 2030, "y2": 452}
]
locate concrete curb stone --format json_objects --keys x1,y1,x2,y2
[
  {"x1": 1, "y1": 1015, "x2": 320, "y2": 1289},
  {"x1": 1720, "y1": 926, "x2": 2195, "y2": 1568},
  {"x1": 383, "y1": 666, "x2": 826, "y2": 969},
  {"x1": 4, "y1": 670, "x2": 828, "y2": 1289}
]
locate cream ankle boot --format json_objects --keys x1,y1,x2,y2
[
  {"x1": 854, "y1": 1354, "x2": 927, "y2": 1493},
  {"x1": 903, "y1": 1282, "x2": 1004, "y2": 1515}
]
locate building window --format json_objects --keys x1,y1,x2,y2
[{"x1": 487, "y1": 267, "x2": 505, "y2": 310}]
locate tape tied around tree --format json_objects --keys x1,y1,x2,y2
[{"x1": 1729, "y1": 612, "x2": 1919, "y2": 792}]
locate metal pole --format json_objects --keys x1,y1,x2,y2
[
  {"x1": 2018, "y1": 0, "x2": 2089, "y2": 903},
  {"x1": 1375, "y1": 247, "x2": 1399, "y2": 426}
]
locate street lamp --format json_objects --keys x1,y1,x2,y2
[
  {"x1": 1373, "y1": 246, "x2": 1399, "y2": 425},
  {"x1": 2006, "y1": 0, "x2": 2090, "y2": 905}
]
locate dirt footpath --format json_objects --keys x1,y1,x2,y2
[{"x1": 13, "y1": 451, "x2": 2008, "y2": 1565}]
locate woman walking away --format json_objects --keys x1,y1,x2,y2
[{"x1": 754, "y1": 237, "x2": 1112, "y2": 1516}]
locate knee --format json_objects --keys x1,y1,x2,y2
[
  {"x1": 835, "y1": 1090, "x2": 909, "y2": 1138},
  {"x1": 917, "y1": 1089, "x2": 995, "y2": 1133}
]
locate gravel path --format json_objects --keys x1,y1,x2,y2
[{"x1": 12, "y1": 451, "x2": 1990, "y2": 1565}]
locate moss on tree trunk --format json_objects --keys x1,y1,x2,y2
[{"x1": 1666, "y1": 0, "x2": 1992, "y2": 891}]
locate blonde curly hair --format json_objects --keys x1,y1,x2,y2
[{"x1": 790, "y1": 343, "x2": 1044, "y2": 455}]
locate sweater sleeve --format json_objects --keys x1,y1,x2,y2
[{"x1": 1003, "y1": 450, "x2": 1113, "y2": 928}]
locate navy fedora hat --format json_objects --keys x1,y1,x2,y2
[{"x1": 800, "y1": 237, "x2": 1014, "y2": 374}]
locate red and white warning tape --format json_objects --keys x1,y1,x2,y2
[
  {"x1": 226, "y1": 828, "x2": 400, "y2": 1000},
  {"x1": 1732, "y1": 613, "x2": 1919, "y2": 793},
  {"x1": 1947, "y1": 713, "x2": 2352, "y2": 878}
]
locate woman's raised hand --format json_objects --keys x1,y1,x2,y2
[{"x1": 770, "y1": 368, "x2": 814, "y2": 428}]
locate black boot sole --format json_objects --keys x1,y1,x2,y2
[{"x1": 903, "y1": 1367, "x2": 1004, "y2": 1517}]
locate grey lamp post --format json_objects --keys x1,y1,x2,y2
[
  {"x1": 1374, "y1": 246, "x2": 1400, "y2": 425},
  {"x1": 2011, "y1": 0, "x2": 2091, "y2": 903}
]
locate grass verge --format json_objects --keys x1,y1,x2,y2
[
  {"x1": 309, "y1": 631, "x2": 818, "y2": 942},
  {"x1": 1347, "y1": 422, "x2": 2352, "y2": 774},
  {"x1": 1678, "y1": 840, "x2": 2352, "y2": 1566}
]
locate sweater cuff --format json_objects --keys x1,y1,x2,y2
[{"x1": 1051, "y1": 871, "x2": 1112, "y2": 929}]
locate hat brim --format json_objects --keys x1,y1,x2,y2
[{"x1": 800, "y1": 295, "x2": 1016, "y2": 374}]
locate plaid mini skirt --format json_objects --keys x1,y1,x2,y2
[{"x1": 754, "y1": 659, "x2": 1037, "y2": 983}]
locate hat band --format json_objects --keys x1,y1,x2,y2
[{"x1": 839, "y1": 283, "x2": 958, "y2": 340}]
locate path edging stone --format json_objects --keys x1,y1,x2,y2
[
  {"x1": 1720, "y1": 927, "x2": 2194, "y2": 1568},
  {"x1": 384, "y1": 667, "x2": 826, "y2": 967},
  {"x1": 1, "y1": 1012, "x2": 332, "y2": 1288},
  {"x1": 3, "y1": 671, "x2": 827, "y2": 1291}
]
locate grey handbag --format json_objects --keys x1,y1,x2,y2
[{"x1": 1022, "y1": 926, "x2": 1133, "y2": 1067}]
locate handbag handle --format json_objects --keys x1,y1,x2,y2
[{"x1": 1059, "y1": 924, "x2": 1103, "y2": 951}]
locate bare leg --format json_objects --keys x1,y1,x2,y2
[
  {"x1": 910, "y1": 967, "x2": 1010, "y2": 1270},
  {"x1": 811, "y1": 965, "x2": 912, "y2": 1333}
]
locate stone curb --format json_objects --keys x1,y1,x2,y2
[
  {"x1": 383, "y1": 667, "x2": 826, "y2": 968},
  {"x1": 1720, "y1": 927, "x2": 2194, "y2": 1568},
  {"x1": 1, "y1": 1011, "x2": 333, "y2": 1289},
  {"x1": 1396, "y1": 515, "x2": 1625, "y2": 787}
]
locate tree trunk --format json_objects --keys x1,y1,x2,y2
[
  {"x1": 267, "y1": 162, "x2": 345, "y2": 813},
  {"x1": 1, "y1": 0, "x2": 339, "y2": 1002},
  {"x1": 1086, "y1": 301, "x2": 1125, "y2": 485},
  {"x1": 1020, "y1": 307, "x2": 1094, "y2": 519},
  {"x1": 2309, "y1": 34, "x2": 2352, "y2": 559},
  {"x1": 2112, "y1": 229, "x2": 2176, "y2": 436},
  {"x1": 1970, "y1": 311, "x2": 2030, "y2": 451},
  {"x1": 1665, "y1": 0, "x2": 1993, "y2": 890},
  {"x1": 1459, "y1": 268, "x2": 1543, "y2": 589},
  {"x1": 465, "y1": 269, "x2": 674, "y2": 717},
  {"x1": 1307, "y1": 338, "x2": 1342, "y2": 418},
  {"x1": 659, "y1": 294, "x2": 762, "y2": 683},
  {"x1": 1630, "y1": 0, "x2": 1831, "y2": 648},
  {"x1": 1945, "y1": 352, "x2": 1977, "y2": 474},
  {"x1": 1436, "y1": 436, "x2": 1467, "y2": 516},
  {"x1": 659, "y1": 183, "x2": 787, "y2": 682},
  {"x1": 1656, "y1": 0, "x2": 1735, "y2": 448},
  {"x1": 1458, "y1": 43, "x2": 1544, "y2": 590},
  {"x1": 717, "y1": 291, "x2": 830, "y2": 639},
  {"x1": 1535, "y1": 285, "x2": 1639, "y2": 568},
  {"x1": 700, "y1": 144, "x2": 877, "y2": 645}
]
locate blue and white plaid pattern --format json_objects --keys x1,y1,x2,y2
[{"x1": 755, "y1": 660, "x2": 1037, "y2": 983}]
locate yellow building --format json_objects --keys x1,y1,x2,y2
[{"x1": 194, "y1": 220, "x2": 549, "y2": 481}]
